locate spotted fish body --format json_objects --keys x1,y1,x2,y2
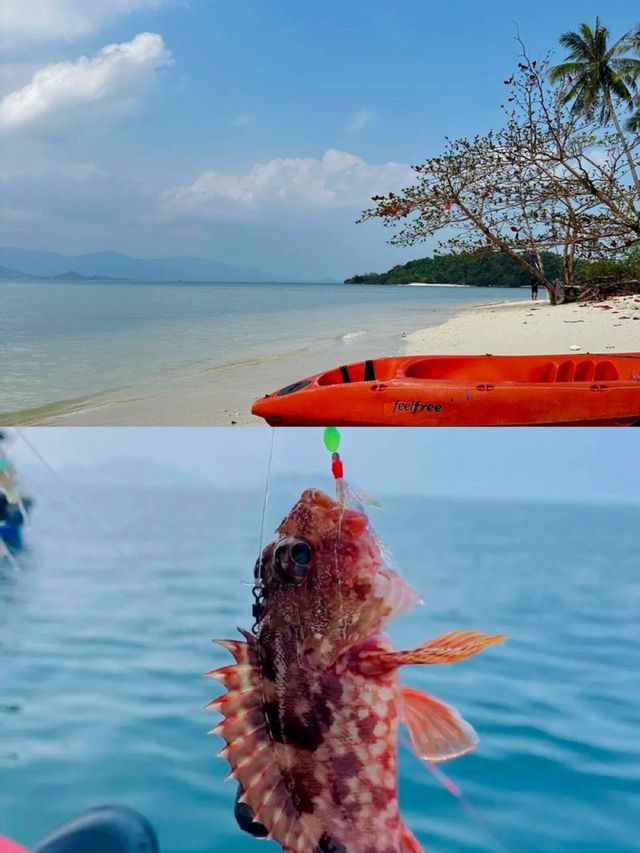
[{"x1": 208, "y1": 489, "x2": 505, "y2": 853}]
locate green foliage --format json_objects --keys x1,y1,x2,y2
[
  {"x1": 577, "y1": 244, "x2": 640, "y2": 280},
  {"x1": 548, "y1": 19, "x2": 640, "y2": 124},
  {"x1": 345, "y1": 251, "x2": 563, "y2": 286}
]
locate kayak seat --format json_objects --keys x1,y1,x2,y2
[
  {"x1": 316, "y1": 356, "x2": 622, "y2": 387},
  {"x1": 531, "y1": 360, "x2": 618, "y2": 383},
  {"x1": 405, "y1": 357, "x2": 559, "y2": 383},
  {"x1": 555, "y1": 360, "x2": 619, "y2": 382}
]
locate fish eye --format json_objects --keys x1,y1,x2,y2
[
  {"x1": 274, "y1": 537, "x2": 312, "y2": 583},
  {"x1": 291, "y1": 541, "x2": 311, "y2": 566}
]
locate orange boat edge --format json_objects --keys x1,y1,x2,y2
[{"x1": 251, "y1": 353, "x2": 640, "y2": 426}]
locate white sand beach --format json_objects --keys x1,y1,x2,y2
[{"x1": 406, "y1": 295, "x2": 640, "y2": 356}]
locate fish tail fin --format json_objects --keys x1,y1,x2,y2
[{"x1": 399, "y1": 823, "x2": 424, "y2": 852}]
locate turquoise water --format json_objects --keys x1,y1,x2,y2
[
  {"x1": 1, "y1": 476, "x2": 638, "y2": 852},
  {"x1": 0, "y1": 279, "x2": 524, "y2": 414}
]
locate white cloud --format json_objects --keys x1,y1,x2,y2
[
  {"x1": 0, "y1": 33, "x2": 173, "y2": 131},
  {"x1": 0, "y1": 0, "x2": 164, "y2": 50},
  {"x1": 164, "y1": 149, "x2": 413, "y2": 217},
  {"x1": 346, "y1": 108, "x2": 374, "y2": 133}
]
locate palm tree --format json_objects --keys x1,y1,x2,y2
[
  {"x1": 627, "y1": 27, "x2": 640, "y2": 132},
  {"x1": 549, "y1": 19, "x2": 640, "y2": 195}
]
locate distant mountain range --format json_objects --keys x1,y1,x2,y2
[{"x1": 0, "y1": 247, "x2": 269, "y2": 283}]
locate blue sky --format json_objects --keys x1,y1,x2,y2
[
  {"x1": 0, "y1": 0, "x2": 637, "y2": 278},
  {"x1": 10, "y1": 427, "x2": 640, "y2": 506}
]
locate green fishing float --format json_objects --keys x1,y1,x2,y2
[{"x1": 323, "y1": 427, "x2": 341, "y2": 454}]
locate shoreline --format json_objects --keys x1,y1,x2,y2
[
  {"x1": 405, "y1": 295, "x2": 640, "y2": 356},
  {"x1": 7, "y1": 294, "x2": 639, "y2": 426},
  {"x1": 10, "y1": 328, "x2": 426, "y2": 427}
]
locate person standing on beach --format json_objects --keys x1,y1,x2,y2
[{"x1": 528, "y1": 249, "x2": 540, "y2": 301}]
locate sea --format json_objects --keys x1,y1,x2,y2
[
  {"x1": 0, "y1": 279, "x2": 525, "y2": 417},
  {"x1": 1, "y1": 471, "x2": 637, "y2": 852}
]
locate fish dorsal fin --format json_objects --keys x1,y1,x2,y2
[
  {"x1": 207, "y1": 632, "x2": 317, "y2": 853},
  {"x1": 401, "y1": 686, "x2": 478, "y2": 763},
  {"x1": 399, "y1": 823, "x2": 424, "y2": 852}
]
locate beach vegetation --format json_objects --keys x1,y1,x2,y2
[
  {"x1": 358, "y1": 21, "x2": 640, "y2": 305},
  {"x1": 549, "y1": 19, "x2": 640, "y2": 194},
  {"x1": 577, "y1": 243, "x2": 640, "y2": 282},
  {"x1": 345, "y1": 250, "x2": 562, "y2": 286}
]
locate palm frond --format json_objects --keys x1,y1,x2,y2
[
  {"x1": 594, "y1": 19, "x2": 610, "y2": 57},
  {"x1": 548, "y1": 61, "x2": 583, "y2": 83},
  {"x1": 609, "y1": 74, "x2": 635, "y2": 106},
  {"x1": 559, "y1": 31, "x2": 590, "y2": 59},
  {"x1": 609, "y1": 28, "x2": 635, "y2": 56}
]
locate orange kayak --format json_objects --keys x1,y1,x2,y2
[{"x1": 251, "y1": 353, "x2": 640, "y2": 426}]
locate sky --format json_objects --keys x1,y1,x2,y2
[
  {"x1": 0, "y1": 0, "x2": 637, "y2": 279},
  {"x1": 8, "y1": 427, "x2": 640, "y2": 507}
]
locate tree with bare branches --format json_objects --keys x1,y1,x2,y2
[{"x1": 360, "y1": 23, "x2": 640, "y2": 305}]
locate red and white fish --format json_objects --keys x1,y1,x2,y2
[{"x1": 208, "y1": 488, "x2": 505, "y2": 853}]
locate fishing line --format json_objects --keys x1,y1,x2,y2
[
  {"x1": 257, "y1": 428, "x2": 276, "y2": 563},
  {"x1": 424, "y1": 760, "x2": 518, "y2": 852},
  {"x1": 14, "y1": 427, "x2": 133, "y2": 564},
  {"x1": 400, "y1": 733, "x2": 518, "y2": 853},
  {"x1": 252, "y1": 428, "x2": 276, "y2": 632}
]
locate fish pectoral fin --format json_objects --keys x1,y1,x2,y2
[
  {"x1": 399, "y1": 822, "x2": 424, "y2": 852},
  {"x1": 355, "y1": 630, "x2": 506, "y2": 675},
  {"x1": 401, "y1": 630, "x2": 506, "y2": 665},
  {"x1": 401, "y1": 686, "x2": 478, "y2": 763}
]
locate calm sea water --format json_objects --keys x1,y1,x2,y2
[
  {"x1": 1, "y1": 476, "x2": 637, "y2": 853},
  {"x1": 0, "y1": 279, "x2": 524, "y2": 415}
]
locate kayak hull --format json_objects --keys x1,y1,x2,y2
[{"x1": 251, "y1": 353, "x2": 640, "y2": 426}]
